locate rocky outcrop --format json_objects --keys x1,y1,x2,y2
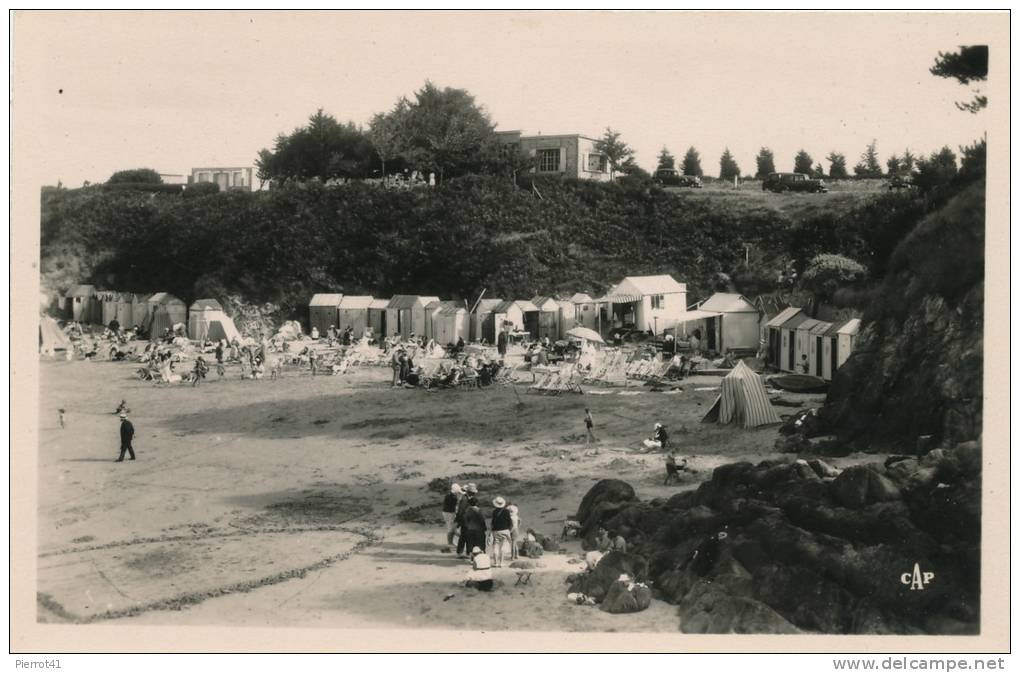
[
  {"x1": 578, "y1": 444, "x2": 980, "y2": 634},
  {"x1": 575, "y1": 479, "x2": 638, "y2": 539},
  {"x1": 822, "y1": 182, "x2": 985, "y2": 452}
]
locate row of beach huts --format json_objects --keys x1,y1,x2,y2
[{"x1": 60, "y1": 284, "x2": 241, "y2": 342}]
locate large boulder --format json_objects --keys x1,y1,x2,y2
[
  {"x1": 599, "y1": 577, "x2": 653, "y2": 614},
  {"x1": 575, "y1": 479, "x2": 637, "y2": 537},
  {"x1": 830, "y1": 464, "x2": 901, "y2": 509},
  {"x1": 679, "y1": 580, "x2": 800, "y2": 634},
  {"x1": 567, "y1": 551, "x2": 648, "y2": 603}
]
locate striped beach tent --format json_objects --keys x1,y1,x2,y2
[{"x1": 704, "y1": 360, "x2": 781, "y2": 428}]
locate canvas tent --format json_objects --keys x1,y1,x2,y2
[
  {"x1": 188, "y1": 298, "x2": 242, "y2": 343},
  {"x1": 65, "y1": 284, "x2": 100, "y2": 324},
  {"x1": 308, "y1": 294, "x2": 343, "y2": 336},
  {"x1": 39, "y1": 315, "x2": 71, "y2": 356},
  {"x1": 147, "y1": 292, "x2": 188, "y2": 337},
  {"x1": 337, "y1": 296, "x2": 375, "y2": 338},
  {"x1": 703, "y1": 360, "x2": 781, "y2": 429}
]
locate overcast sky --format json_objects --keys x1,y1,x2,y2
[{"x1": 13, "y1": 11, "x2": 1000, "y2": 187}]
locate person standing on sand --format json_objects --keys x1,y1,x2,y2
[
  {"x1": 664, "y1": 451, "x2": 680, "y2": 485},
  {"x1": 390, "y1": 347, "x2": 403, "y2": 388},
  {"x1": 116, "y1": 412, "x2": 136, "y2": 462},
  {"x1": 490, "y1": 497, "x2": 513, "y2": 567},
  {"x1": 58, "y1": 408, "x2": 65, "y2": 429},
  {"x1": 584, "y1": 408, "x2": 597, "y2": 450},
  {"x1": 308, "y1": 348, "x2": 319, "y2": 376},
  {"x1": 508, "y1": 503, "x2": 521, "y2": 560},
  {"x1": 455, "y1": 483, "x2": 477, "y2": 557},
  {"x1": 442, "y1": 483, "x2": 463, "y2": 547},
  {"x1": 462, "y1": 497, "x2": 488, "y2": 558}
]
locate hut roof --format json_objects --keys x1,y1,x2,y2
[
  {"x1": 700, "y1": 293, "x2": 758, "y2": 314},
  {"x1": 766, "y1": 306, "x2": 803, "y2": 328},
  {"x1": 190, "y1": 298, "x2": 224, "y2": 311},
  {"x1": 309, "y1": 293, "x2": 343, "y2": 307},
  {"x1": 66, "y1": 284, "x2": 96, "y2": 297},
  {"x1": 338, "y1": 295, "x2": 375, "y2": 309}
]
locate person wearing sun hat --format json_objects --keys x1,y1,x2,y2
[
  {"x1": 116, "y1": 411, "x2": 136, "y2": 462},
  {"x1": 442, "y1": 483, "x2": 463, "y2": 548},
  {"x1": 490, "y1": 496, "x2": 513, "y2": 567},
  {"x1": 455, "y1": 483, "x2": 479, "y2": 558},
  {"x1": 465, "y1": 546, "x2": 493, "y2": 591}
]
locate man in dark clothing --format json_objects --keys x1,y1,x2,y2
[
  {"x1": 116, "y1": 412, "x2": 136, "y2": 462},
  {"x1": 462, "y1": 500, "x2": 488, "y2": 557},
  {"x1": 455, "y1": 484, "x2": 478, "y2": 557},
  {"x1": 664, "y1": 452, "x2": 680, "y2": 485}
]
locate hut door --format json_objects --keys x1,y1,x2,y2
[
  {"x1": 830, "y1": 339, "x2": 838, "y2": 376},
  {"x1": 787, "y1": 331, "x2": 794, "y2": 370},
  {"x1": 815, "y1": 336, "x2": 823, "y2": 376},
  {"x1": 770, "y1": 328, "x2": 779, "y2": 367},
  {"x1": 706, "y1": 317, "x2": 717, "y2": 352}
]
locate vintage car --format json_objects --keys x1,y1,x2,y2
[
  {"x1": 653, "y1": 169, "x2": 703, "y2": 188},
  {"x1": 762, "y1": 172, "x2": 828, "y2": 193}
]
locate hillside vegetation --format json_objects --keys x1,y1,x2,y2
[{"x1": 40, "y1": 177, "x2": 924, "y2": 319}]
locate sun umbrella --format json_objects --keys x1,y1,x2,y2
[{"x1": 566, "y1": 327, "x2": 604, "y2": 343}]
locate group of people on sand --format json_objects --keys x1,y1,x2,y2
[{"x1": 442, "y1": 483, "x2": 522, "y2": 592}]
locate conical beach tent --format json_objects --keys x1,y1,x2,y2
[
  {"x1": 39, "y1": 316, "x2": 71, "y2": 356},
  {"x1": 188, "y1": 299, "x2": 242, "y2": 343},
  {"x1": 703, "y1": 360, "x2": 781, "y2": 428}
]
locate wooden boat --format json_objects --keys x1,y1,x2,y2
[{"x1": 767, "y1": 374, "x2": 829, "y2": 394}]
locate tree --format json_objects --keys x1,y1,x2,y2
[
  {"x1": 183, "y1": 182, "x2": 220, "y2": 198},
  {"x1": 801, "y1": 253, "x2": 867, "y2": 317},
  {"x1": 886, "y1": 154, "x2": 902, "y2": 176},
  {"x1": 594, "y1": 128, "x2": 635, "y2": 181},
  {"x1": 257, "y1": 109, "x2": 377, "y2": 184},
  {"x1": 682, "y1": 146, "x2": 703, "y2": 176},
  {"x1": 901, "y1": 149, "x2": 917, "y2": 174},
  {"x1": 813, "y1": 163, "x2": 826, "y2": 179},
  {"x1": 826, "y1": 152, "x2": 849, "y2": 179},
  {"x1": 718, "y1": 148, "x2": 740, "y2": 181},
  {"x1": 930, "y1": 45, "x2": 988, "y2": 113},
  {"x1": 367, "y1": 107, "x2": 406, "y2": 178},
  {"x1": 754, "y1": 147, "x2": 776, "y2": 178},
  {"x1": 656, "y1": 147, "x2": 676, "y2": 171},
  {"x1": 793, "y1": 150, "x2": 814, "y2": 175},
  {"x1": 853, "y1": 140, "x2": 882, "y2": 178},
  {"x1": 108, "y1": 169, "x2": 162, "y2": 185},
  {"x1": 369, "y1": 82, "x2": 497, "y2": 183},
  {"x1": 914, "y1": 146, "x2": 958, "y2": 195}
]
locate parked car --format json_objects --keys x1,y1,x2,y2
[
  {"x1": 887, "y1": 174, "x2": 915, "y2": 190},
  {"x1": 762, "y1": 172, "x2": 828, "y2": 193},
  {"x1": 653, "y1": 169, "x2": 703, "y2": 188}
]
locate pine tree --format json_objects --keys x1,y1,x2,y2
[
  {"x1": 754, "y1": 147, "x2": 776, "y2": 178},
  {"x1": 682, "y1": 147, "x2": 703, "y2": 177},
  {"x1": 656, "y1": 147, "x2": 676, "y2": 171},
  {"x1": 793, "y1": 150, "x2": 814, "y2": 174},
  {"x1": 719, "y1": 148, "x2": 740, "y2": 181}
]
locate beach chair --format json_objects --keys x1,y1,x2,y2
[{"x1": 527, "y1": 371, "x2": 555, "y2": 393}]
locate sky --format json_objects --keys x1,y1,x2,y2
[{"x1": 13, "y1": 11, "x2": 1002, "y2": 187}]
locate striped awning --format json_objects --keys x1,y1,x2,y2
[{"x1": 605, "y1": 293, "x2": 642, "y2": 303}]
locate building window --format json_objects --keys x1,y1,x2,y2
[
  {"x1": 537, "y1": 149, "x2": 560, "y2": 172},
  {"x1": 588, "y1": 153, "x2": 607, "y2": 172},
  {"x1": 651, "y1": 295, "x2": 664, "y2": 309}
]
